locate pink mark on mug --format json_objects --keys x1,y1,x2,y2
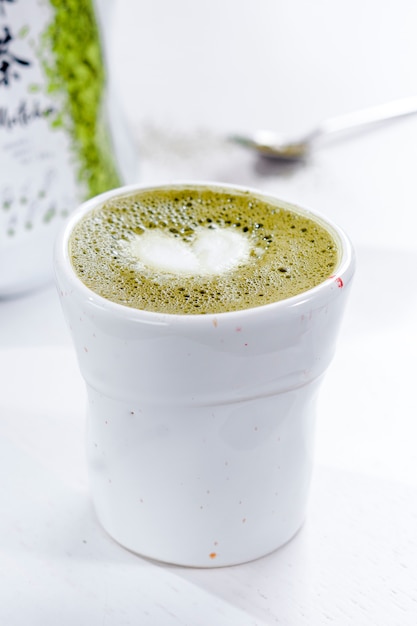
[{"x1": 330, "y1": 275, "x2": 344, "y2": 288}]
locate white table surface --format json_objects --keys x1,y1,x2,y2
[{"x1": 1, "y1": 1, "x2": 417, "y2": 624}]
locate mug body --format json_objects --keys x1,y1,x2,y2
[{"x1": 54, "y1": 182, "x2": 354, "y2": 567}]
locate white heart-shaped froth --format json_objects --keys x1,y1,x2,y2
[{"x1": 128, "y1": 227, "x2": 251, "y2": 276}]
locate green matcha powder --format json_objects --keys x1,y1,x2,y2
[{"x1": 40, "y1": 0, "x2": 121, "y2": 198}]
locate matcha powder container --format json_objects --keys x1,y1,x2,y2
[{"x1": 0, "y1": 0, "x2": 137, "y2": 296}]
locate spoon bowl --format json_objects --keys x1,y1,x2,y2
[{"x1": 229, "y1": 131, "x2": 309, "y2": 160}]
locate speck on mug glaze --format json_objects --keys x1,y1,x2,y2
[{"x1": 54, "y1": 182, "x2": 355, "y2": 567}]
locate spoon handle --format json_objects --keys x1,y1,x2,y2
[{"x1": 308, "y1": 95, "x2": 417, "y2": 142}]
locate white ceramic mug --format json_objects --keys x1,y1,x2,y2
[{"x1": 54, "y1": 182, "x2": 355, "y2": 567}]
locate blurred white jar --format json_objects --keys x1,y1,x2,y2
[{"x1": 0, "y1": 0, "x2": 137, "y2": 297}]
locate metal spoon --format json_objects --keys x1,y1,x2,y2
[{"x1": 229, "y1": 96, "x2": 417, "y2": 160}]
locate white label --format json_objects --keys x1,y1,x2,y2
[{"x1": 0, "y1": 0, "x2": 83, "y2": 245}]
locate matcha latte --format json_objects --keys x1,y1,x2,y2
[{"x1": 69, "y1": 185, "x2": 339, "y2": 315}]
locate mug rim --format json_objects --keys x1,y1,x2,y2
[{"x1": 54, "y1": 181, "x2": 355, "y2": 324}]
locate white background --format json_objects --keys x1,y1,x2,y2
[{"x1": 1, "y1": 1, "x2": 417, "y2": 624}]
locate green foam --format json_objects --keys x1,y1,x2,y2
[{"x1": 69, "y1": 186, "x2": 339, "y2": 314}]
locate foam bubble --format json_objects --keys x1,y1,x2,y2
[{"x1": 128, "y1": 227, "x2": 251, "y2": 276}]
